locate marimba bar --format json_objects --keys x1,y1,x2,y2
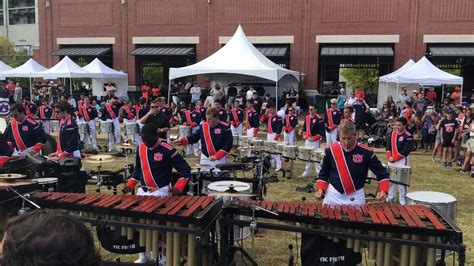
[{"x1": 32, "y1": 192, "x2": 223, "y2": 266}]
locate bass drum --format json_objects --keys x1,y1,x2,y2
[{"x1": 41, "y1": 134, "x2": 57, "y2": 155}]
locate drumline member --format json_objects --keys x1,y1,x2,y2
[
  {"x1": 75, "y1": 93, "x2": 86, "y2": 123},
  {"x1": 38, "y1": 98, "x2": 53, "y2": 134},
  {"x1": 175, "y1": 108, "x2": 233, "y2": 171},
  {"x1": 342, "y1": 106, "x2": 355, "y2": 123},
  {"x1": 324, "y1": 99, "x2": 342, "y2": 145},
  {"x1": 440, "y1": 110, "x2": 459, "y2": 168},
  {"x1": 283, "y1": 106, "x2": 298, "y2": 145},
  {"x1": 48, "y1": 101, "x2": 81, "y2": 160},
  {"x1": 180, "y1": 102, "x2": 202, "y2": 157},
  {"x1": 22, "y1": 97, "x2": 37, "y2": 118},
  {"x1": 123, "y1": 123, "x2": 191, "y2": 264},
  {"x1": 313, "y1": 122, "x2": 388, "y2": 265},
  {"x1": 299, "y1": 104, "x2": 325, "y2": 178},
  {"x1": 81, "y1": 96, "x2": 98, "y2": 153},
  {"x1": 245, "y1": 99, "x2": 260, "y2": 138},
  {"x1": 158, "y1": 97, "x2": 173, "y2": 142},
  {"x1": 136, "y1": 96, "x2": 149, "y2": 144},
  {"x1": 386, "y1": 117, "x2": 414, "y2": 205},
  {"x1": 261, "y1": 105, "x2": 283, "y2": 171},
  {"x1": 0, "y1": 134, "x2": 13, "y2": 167},
  {"x1": 196, "y1": 100, "x2": 207, "y2": 122},
  {"x1": 140, "y1": 99, "x2": 170, "y2": 142},
  {"x1": 120, "y1": 100, "x2": 139, "y2": 144},
  {"x1": 229, "y1": 99, "x2": 244, "y2": 136},
  {"x1": 5, "y1": 103, "x2": 47, "y2": 156},
  {"x1": 214, "y1": 99, "x2": 228, "y2": 122},
  {"x1": 101, "y1": 98, "x2": 121, "y2": 152}
]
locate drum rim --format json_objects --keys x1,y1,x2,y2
[
  {"x1": 36, "y1": 177, "x2": 59, "y2": 183},
  {"x1": 406, "y1": 191, "x2": 457, "y2": 203}
]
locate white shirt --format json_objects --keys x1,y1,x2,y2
[{"x1": 190, "y1": 86, "x2": 201, "y2": 100}]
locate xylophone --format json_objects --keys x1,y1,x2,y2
[
  {"x1": 220, "y1": 199, "x2": 465, "y2": 266},
  {"x1": 32, "y1": 192, "x2": 223, "y2": 266}
]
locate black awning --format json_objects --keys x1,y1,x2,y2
[
  {"x1": 321, "y1": 46, "x2": 394, "y2": 56},
  {"x1": 50, "y1": 47, "x2": 111, "y2": 56},
  {"x1": 256, "y1": 46, "x2": 288, "y2": 57},
  {"x1": 130, "y1": 47, "x2": 195, "y2": 56},
  {"x1": 429, "y1": 46, "x2": 474, "y2": 57}
]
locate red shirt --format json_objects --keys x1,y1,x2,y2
[{"x1": 426, "y1": 90, "x2": 437, "y2": 102}]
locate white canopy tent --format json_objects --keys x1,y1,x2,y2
[
  {"x1": 377, "y1": 57, "x2": 464, "y2": 108},
  {"x1": 377, "y1": 59, "x2": 415, "y2": 108},
  {"x1": 39, "y1": 56, "x2": 102, "y2": 95},
  {"x1": 0, "y1": 61, "x2": 12, "y2": 78},
  {"x1": 169, "y1": 25, "x2": 300, "y2": 107},
  {"x1": 0, "y1": 58, "x2": 48, "y2": 96},
  {"x1": 83, "y1": 58, "x2": 129, "y2": 99}
]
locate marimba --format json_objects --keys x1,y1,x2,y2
[
  {"x1": 220, "y1": 199, "x2": 465, "y2": 266},
  {"x1": 32, "y1": 192, "x2": 223, "y2": 266}
]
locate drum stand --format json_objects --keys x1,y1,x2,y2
[{"x1": 5, "y1": 186, "x2": 41, "y2": 214}]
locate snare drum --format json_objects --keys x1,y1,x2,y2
[
  {"x1": 310, "y1": 148, "x2": 325, "y2": 162},
  {"x1": 178, "y1": 125, "x2": 191, "y2": 138},
  {"x1": 50, "y1": 120, "x2": 60, "y2": 132},
  {"x1": 250, "y1": 138, "x2": 264, "y2": 147},
  {"x1": 406, "y1": 191, "x2": 457, "y2": 222},
  {"x1": 263, "y1": 140, "x2": 277, "y2": 151},
  {"x1": 239, "y1": 136, "x2": 251, "y2": 147},
  {"x1": 36, "y1": 177, "x2": 58, "y2": 192},
  {"x1": 208, "y1": 181, "x2": 251, "y2": 240},
  {"x1": 388, "y1": 165, "x2": 411, "y2": 186},
  {"x1": 77, "y1": 121, "x2": 88, "y2": 134},
  {"x1": 297, "y1": 147, "x2": 313, "y2": 161},
  {"x1": 232, "y1": 134, "x2": 240, "y2": 146},
  {"x1": 282, "y1": 145, "x2": 297, "y2": 159},
  {"x1": 125, "y1": 122, "x2": 139, "y2": 135},
  {"x1": 100, "y1": 120, "x2": 113, "y2": 133}
]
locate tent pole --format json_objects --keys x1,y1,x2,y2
[
  {"x1": 460, "y1": 84, "x2": 463, "y2": 104},
  {"x1": 442, "y1": 84, "x2": 444, "y2": 102},
  {"x1": 29, "y1": 77, "x2": 32, "y2": 98},
  {"x1": 395, "y1": 82, "x2": 399, "y2": 103},
  {"x1": 70, "y1": 78, "x2": 72, "y2": 96},
  {"x1": 167, "y1": 80, "x2": 171, "y2": 105},
  {"x1": 275, "y1": 81, "x2": 278, "y2": 109}
]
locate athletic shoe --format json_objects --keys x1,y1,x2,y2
[{"x1": 447, "y1": 162, "x2": 453, "y2": 167}]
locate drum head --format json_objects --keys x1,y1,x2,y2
[
  {"x1": 36, "y1": 177, "x2": 58, "y2": 184},
  {"x1": 208, "y1": 181, "x2": 250, "y2": 192},
  {"x1": 406, "y1": 191, "x2": 456, "y2": 204},
  {"x1": 389, "y1": 165, "x2": 411, "y2": 169}
]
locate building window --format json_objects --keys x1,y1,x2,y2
[{"x1": 8, "y1": 0, "x2": 35, "y2": 25}]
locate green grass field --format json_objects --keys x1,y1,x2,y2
[{"x1": 80, "y1": 132, "x2": 472, "y2": 265}]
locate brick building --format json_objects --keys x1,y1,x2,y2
[{"x1": 35, "y1": 0, "x2": 473, "y2": 99}]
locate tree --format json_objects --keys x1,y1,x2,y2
[
  {"x1": 340, "y1": 68, "x2": 379, "y2": 92},
  {"x1": 0, "y1": 36, "x2": 13, "y2": 59}
]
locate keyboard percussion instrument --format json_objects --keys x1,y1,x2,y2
[
  {"x1": 32, "y1": 192, "x2": 223, "y2": 266},
  {"x1": 219, "y1": 199, "x2": 465, "y2": 266}
]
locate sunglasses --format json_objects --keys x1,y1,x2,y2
[
  {"x1": 309, "y1": 108, "x2": 314, "y2": 111},
  {"x1": 151, "y1": 106, "x2": 159, "y2": 109},
  {"x1": 288, "y1": 109, "x2": 294, "y2": 112}
]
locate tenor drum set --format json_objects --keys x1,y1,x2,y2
[{"x1": 100, "y1": 120, "x2": 113, "y2": 133}]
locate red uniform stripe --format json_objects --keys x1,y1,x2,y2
[
  {"x1": 185, "y1": 111, "x2": 193, "y2": 126},
  {"x1": 24, "y1": 103, "x2": 31, "y2": 117},
  {"x1": 327, "y1": 109, "x2": 334, "y2": 129},
  {"x1": 330, "y1": 144, "x2": 357, "y2": 195},
  {"x1": 77, "y1": 100, "x2": 83, "y2": 115},
  {"x1": 232, "y1": 109, "x2": 240, "y2": 126},
  {"x1": 306, "y1": 115, "x2": 311, "y2": 137},
  {"x1": 245, "y1": 110, "x2": 251, "y2": 131},
  {"x1": 105, "y1": 103, "x2": 116, "y2": 119},
  {"x1": 39, "y1": 106, "x2": 46, "y2": 120},
  {"x1": 11, "y1": 120, "x2": 27, "y2": 151},
  {"x1": 139, "y1": 144, "x2": 158, "y2": 190},
  {"x1": 285, "y1": 115, "x2": 293, "y2": 132},
  {"x1": 391, "y1": 131, "x2": 403, "y2": 160},
  {"x1": 124, "y1": 105, "x2": 134, "y2": 120},
  {"x1": 202, "y1": 122, "x2": 216, "y2": 156},
  {"x1": 267, "y1": 114, "x2": 273, "y2": 134},
  {"x1": 82, "y1": 104, "x2": 91, "y2": 122}
]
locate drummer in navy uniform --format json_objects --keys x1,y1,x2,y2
[
  {"x1": 324, "y1": 99, "x2": 342, "y2": 145},
  {"x1": 245, "y1": 99, "x2": 260, "y2": 138},
  {"x1": 311, "y1": 121, "x2": 388, "y2": 266},
  {"x1": 122, "y1": 123, "x2": 191, "y2": 263},
  {"x1": 180, "y1": 102, "x2": 202, "y2": 157},
  {"x1": 261, "y1": 104, "x2": 283, "y2": 171},
  {"x1": 38, "y1": 98, "x2": 53, "y2": 134},
  {"x1": 101, "y1": 97, "x2": 122, "y2": 152},
  {"x1": 229, "y1": 99, "x2": 244, "y2": 136},
  {"x1": 5, "y1": 103, "x2": 47, "y2": 156},
  {"x1": 120, "y1": 100, "x2": 139, "y2": 144},
  {"x1": 386, "y1": 117, "x2": 414, "y2": 205},
  {"x1": 174, "y1": 107, "x2": 233, "y2": 171},
  {"x1": 0, "y1": 134, "x2": 13, "y2": 168},
  {"x1": 22, "y1": 97, "x2": 37, "y2": 118},
  {"x1": 283, "y1": 106, "x2": 298, "y2": 145},
  {"x1": 48, "y1": 101, "x2": 81, "y2": 160},
  {"x1": 214, "y1": 99, "x2": 228, "y2": 122},
  {"x1": 81, "y1": 96, "x2": 98, "y2": 153},
  {"x1": 196, "y1": 100, "x2": 207, "y2": 122},
  {"x1": 299, "y1": 104, "x2": 325, "y2": 178}
]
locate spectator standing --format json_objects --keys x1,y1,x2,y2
[
  {"x1": 426, "y1": 87, "x2": 437, "y2": 104},
  {"x1": 190, "y1": 82, "x2": 201, "y2": 103},
  {"x1": 451, "y1": 86, "x2": 461, "y2": 105},
  {"x1": 13, "y1": 82, "x2": 22, "y2": 103},
  {"x1": 336, "y1": 88, "x2": 347, "y2": 110}
]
